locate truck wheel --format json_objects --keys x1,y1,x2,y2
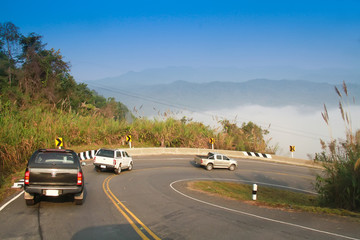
[
  {"x1": 74, "y1": 192, "x2": 84, "y2": 205},
  {"x1": 229, "y1": 164, "x2": 236, "y2": 171},
  {"x1": 95, "y1": 166, "x2": 101, "y2": 172},
  {"x1": 128, "y1": 162, "x2": 133, "y2": 171},
  {"x1": 24, "y1": 192, "x2": 35, "y2": 206},
  {"x1": 25, "y1": 199, "x2": 35, "y2": 206},
  {"x1": 115, "y1": 167, "x2": 121, "y2": 175},
  {"x1": 206, "y1": 164, "x2": 213, "y2": 171}
]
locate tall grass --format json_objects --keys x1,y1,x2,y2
[
  {"x1": 0, "y1": 100, "x2": 273, "y2": 187},
  {"x1": 315, "y1": 82, "x2": 360, "y2": 211},
  {"x1": 0, "y1": 101, "x2": 128, "y2": 186}
]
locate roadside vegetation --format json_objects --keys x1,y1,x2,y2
[
  {"x1": 190, "y1": 181, "x2": 360, "y2": 218},
  {"x1": 315, "y1": 82, "x2": 360, "y2": 212}
]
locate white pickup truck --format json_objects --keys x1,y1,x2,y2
[
  {"x1": 194, "y1": 152, "x2": 237, "y2": 171},
  {"x1": 93, "y1": 148, "x2": 133, "y2": 174}
]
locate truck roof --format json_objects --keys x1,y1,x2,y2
[
  {"x1": 39, "y1": 149, "x2": 74, "y2": 153},
  {"x1": 97, "y1": 148, "x2": 126, "y2": 151}
]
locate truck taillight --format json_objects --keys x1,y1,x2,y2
[
  {"x1": 113, "y1": 159, "x2": 116, "y2": 166},
  {"x1": 201, "y1": 159, "x2": 203, "y2": 164},
  {"x1": 77, "y1": 172, "x2": 83, "y2": 185},
  {"x1": 94, "y1": 156, "x2": 96, "y2": 161},
  {"x1": 24, "y1": 171, "x2": 30, "y2": 185}
]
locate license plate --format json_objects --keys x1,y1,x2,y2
[
  {"x1": 100, "y1": 165, "x2": 106, "y2": 169},
  {"x1": 45, "y1": 190, "x2": 59, "y2": 196}
]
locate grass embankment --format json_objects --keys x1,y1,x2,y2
[
  {"x1": 189, "y1": 181, "x2": 360, "y2": 219},
  {"x1": 0, "y1": 101, "x2": 273, "y2": 188},
  {"x1": 0, "y1": 103, "x2": 266, "y2": 203}
]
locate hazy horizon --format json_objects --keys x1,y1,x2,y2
[{"x1": 143, "y1": 104, "x2": 360, "y2": 159}]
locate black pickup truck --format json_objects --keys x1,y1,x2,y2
[{"x1": 24, "y1": 149, "x2": 84, "y2": 205}]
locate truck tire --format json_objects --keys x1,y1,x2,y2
[
  {"x1": 24, "y1": 192, "x2": 35, "y2": 206},
  {"x1": 206, "y1": 163, "x2": 213, "y2": 171},
  {"x1": 74, "y1": 192, "x2": 84, "y2": 205},
  {"x1": 115, "y1": 166, "x2": 121, "y2": 175},
  {"x1": 128, "y1": 162, "x2": 133, "y2": 171},
  {"x1": 229, "y1": 164, "x2": 236, "y2": 171},
  {"x1": 25, "y1": 199, "x2": 35, "y2": 206}
]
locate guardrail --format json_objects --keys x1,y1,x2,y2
[
  {"x1": 11, "y1": 148, "x2": 320, "y2": 189},
  {"x1": 78, "y1": 147, "x2": 322, "y2": 169}
]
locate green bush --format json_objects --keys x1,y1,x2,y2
[{"x1": 316, "y1": 140, "x2": 360, "y2": 211}]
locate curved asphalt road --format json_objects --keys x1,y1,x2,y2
[{"x1": 0, "y1": 155, "x2": 359, "y2": 240}]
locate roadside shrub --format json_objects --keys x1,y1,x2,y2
[
  {"x1": 315, "y1": 138, "x2": 360, "y2": 210},
  {"x1": 315, "y1": 82, "x2": 360, "y2": 211}
]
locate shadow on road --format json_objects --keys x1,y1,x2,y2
[{"x1": 71, "y1": 224, "x2": 144, "y2": 240}]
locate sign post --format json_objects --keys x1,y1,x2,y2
[
  {"x1": 252, "y1": 184, "x2": 258, "y2": 201},
  {"x1": 290, "y1": 145, "x2": 295, "y2": 158},
  {"x1": 55, "y1": 137, "x2": 63, "y2": 149},
  {"x1": 126, "y1": 135, "x2": 132, "y2": 148}
]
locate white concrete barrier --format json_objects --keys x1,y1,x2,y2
[{"x1": 77, "y1": 147, "x2": 321, "y2": 168}]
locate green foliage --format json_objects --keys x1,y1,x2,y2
[
  {"x1": 0, "y1": 51, "x2": 8, "y2": 89},
  {"x1": 130, "y1": 117, "x2": 214, "y2": 148},
  {"x1": 0, "y1": 22, "x2": 132, "y2": 120},
  {"x1": 192, "y1": 181, "x2": 322, "y2": 213},
  {"x1": 315, "y1": 82, "x2": 360, "y2": 211},
  {"x1": 218, "y1": 119, "x2": 269, "y2": 152},
  {"x1": 315, "y1": 139, "x2": 360, "y2": 211}
]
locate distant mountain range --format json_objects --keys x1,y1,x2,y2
[
  {"x1": 85, "y1": 67, "x2": 360, "y2": 115},
  {"x1": 89, "y1": 66, "x2": 360, "y2": 86}
]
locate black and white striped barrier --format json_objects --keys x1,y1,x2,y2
[
  {"x1": 78, "y1": 150, "x2": 98, "y2": 160},
  {"x1": 243, "y1": 152, "x2": 272, "y2": 158}
]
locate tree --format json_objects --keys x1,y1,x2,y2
[
  {"x1": 18, "y1": 33, "x2": 46, "y2": 95},
  {"x1": 0, "y1": 45, "x2": 8, "y2": 89},
  {"x1": 19, "y1": 33, "x2": 71, "y2": 102},
  {"x1": 0, "y1": 22, "x2": 21, "y2": 85},
  {"x1": 219, "y1": 120, "x2": 269, "y2": 152},
  {"x1": 19, "y1": 32, "x2": 45, "y2": 58},
  {"x1": 0, "y1": 25, "x2": 132, "y2": 122}
]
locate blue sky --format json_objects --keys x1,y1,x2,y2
[{"x1": 2, "y1": 0, "x2": 360, "y2": 81}]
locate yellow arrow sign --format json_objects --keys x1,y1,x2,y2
[
  {"x1": 290, "y1": 145, "x2": 295, "y2": 152},
  {"x1": 55, "y1": 137, "x2": 63, "y2": 147},
  {"x1": 126, "y1": 135, "x2": 132, "y2": 142},
  {"x1": 209, "y1": 138, "x2": 215, "y2": 144}
]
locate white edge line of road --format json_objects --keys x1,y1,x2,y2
[
  {"x1": 169, "y1": 178, "x2": 359, "y2": 240},
  {"x1": 0, "y1": 190, "x2": 24, "y2": 212}
]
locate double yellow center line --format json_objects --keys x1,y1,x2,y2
[{"x1": 102, "y1": 175, "x2": 161, "y2": 240}]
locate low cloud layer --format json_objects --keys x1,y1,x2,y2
[{"x1": 177, "y1": 105, "x2": 360, "y2": 159}]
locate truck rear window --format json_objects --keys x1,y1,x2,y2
[
  {"x1": 96, "y1": 149, "x2": 114, "y2": 158},
  {"x1": 31, "y1": 152, "x2": 77, "y2": 166}
]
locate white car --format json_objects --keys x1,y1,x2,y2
[{"x1": 93, "y1": 148, "x2": 133, "y2": 174}]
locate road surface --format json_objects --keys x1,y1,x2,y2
[{"x1": 0, "y1": 155, "x2": 359, "y2": 240}]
